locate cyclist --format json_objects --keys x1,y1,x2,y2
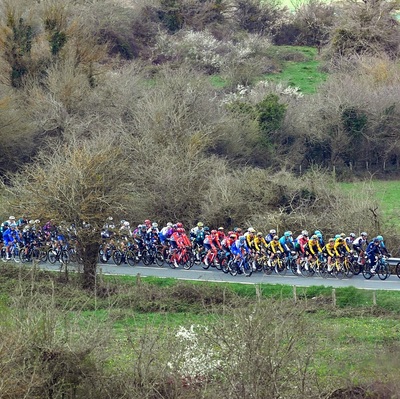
[
  {"x1": 294, "y1": 230, "x2": 309, "y2": 274},
  {"x1": 230, "y1": 235, "x2": 251, "y2": 270},
  {"x1": 216, "y1": 227, "x2": 225, "y2": 242},
  {"x1": 320, "y1": 238, "x2": 335, "y2": 272},
  {"x1": 304, "y1": 234, "x2": 322, "y2": 268},
  {"x1": 265, "y1": 229, "x2": 277, "y2": 244},
  {"x1": 366, "y1": 237, "x2": 382, "y2": 274},
  {"x1": 345, "y1": 233, "x2": 356, "y2": 247},
  {"x1": 334, "y1": 234, "x2": 351, "y2": 257},
  {"x1": 376, "y1": 235, "x2": 391, "y2": 257},
  {"x1": 353, "y1": 232, "x2": 368, "y2": 265},
  {"x1": 279, "y1": 231, "x2": 294, "y2": 257},
  {"x1": 267, "y1": 235, "x2": 284, "y2": 267},
  {"x1": 314, "y1": 230, "x2": 325, "y2": 247},
  {"x1": 244, "y1": 227, "x2": 256, "y2": 250},
  {"x1": 2, "y1": 223, "x2": 21, "y2": 260},
  {"x1": 203, "y1": 230, "x2": 222, "y2": 266}
]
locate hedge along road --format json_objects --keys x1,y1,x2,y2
[{"x1": 38, "y1": 260, "x2": 400, "y2": 291}]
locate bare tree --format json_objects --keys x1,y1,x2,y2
[{"x1": 1, "y1": 130, "x2": 136, "y2": 289}]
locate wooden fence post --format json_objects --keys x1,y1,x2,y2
[{"x1": 372, "y1": 291, "x2": 377, "y2": 306}]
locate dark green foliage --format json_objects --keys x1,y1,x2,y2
[
  {"x1": 256, "y1": 93, "x2": 287, "y2": 147},
  {"x1": 5, "y1": 17, "x2": 33, "y2": 87},
  {"x1": 341, "y1": 106, "x2": 367, "y2": 136},
  {"x1": 49, "y1": 31, "x2": 67, "y2": 55}
]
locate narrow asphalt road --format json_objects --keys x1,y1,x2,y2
[{"x1": 37, "y1": 261, "x2": 400, "y2": 291}]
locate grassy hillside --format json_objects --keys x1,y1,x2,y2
[
  {"x1": 341, "y1": 180, "x2": 400, "y2": 228},
  {"x1": 265, "y1": 45, "x2": 327, "y2": 93}
]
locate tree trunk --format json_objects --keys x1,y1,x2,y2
[{"x1": 77, "y1": 232, "x2": 100, "y2": 290}]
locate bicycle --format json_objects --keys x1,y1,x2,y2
[
  {"x1": 141, "y1": 243, "x2": 165, "y2": 267},
  {"x1": 229, "y1": 253, "x2": 253, "y2": 277},
  {"x1": 363, "y1": 255, "x2": 390, "y2": 280},
  {"x1": 47, "y1": 245, "x2": 70, "y2": 264}
]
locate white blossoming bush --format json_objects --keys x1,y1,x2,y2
[
  {"x1": 221, "y1": 80, "x2": 303, "y2": 106},
  {"x1": 154, "y1": 31, "x2": 271, "y2": 74},
  {"x1": 167, "y1": 324, "x2": 222, "y2": 381}
]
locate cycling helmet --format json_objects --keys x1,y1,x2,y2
[
  {"x1": 334, "y1": 234, "x2": 340, "y2": 239},
  {"x1": 218, "y1": 226, "x2": 224, "y2": 231},
  {"x1": 108, "y1": 216, "x2": 113, "y2": 221},
  {"x1": 9, "y1": 216, "x2": 15, "y2": 220},
  {"x1": 273, "y1": 235, "x2": 279, "y2": 240},
  {"x1": 316, "y1": 232, "x2": 322, "y2": 238},
  {"x1": 373, "y1": 237, "x2": 380, "y2": 243},
  {"x1": 123, "y1": 221, "x2": 130, "y2": 227},
  {"x1": 176, "y1": 222, "x2": 183, "y2": 228},
  {"x1": 239, "y1": 236, "x2": 246, "y2": 242},
  {"x1": 301, "y1": 230, "x2": 308, "y2": 236},
  {"x1": 248, "y1": 227, "x2": 256, "y2": 233},
  {"x1": 328, "y1": 238, "x2": 335, "y2": 243},
  {"x1": 349, "y1": 233, "x2": 356, "y2": 238},
  {"x1": 29, "y1": 220, "x2": 34, "y2": 224},
  {"x1": 270, "y1": 229, "x2": 276, "y2": 234},
  {"x1": 340, "y1": 233, "x2": 346, "y2": 238},
  {"x1": 284, "y1": 231, "x2": 292, "y2": 237},
  {"x1": 120, "y1": 220, "x2": 126, "y2": 225},
  {"x1": 257, "y1": 232, "x2": 263, "y2": 237},
  {"x1": 10, "y1": 223, "x2": 17, "y2": 228},
  {"x1": 177, "y1": 228, "x2": 185, "y2": 233},
  {"x1": 35, "y1": 219, "x2": 40, "y2": 224},
  {"x1": 211, "y1": 229, "x2": 217, "y2": 234},
  {"x1": 230, "y1": 234, "x2": 237, "y2": 239},
  {"x1": 197, "y1": 222, "x2": 204, "y2": 227},
  {"x1": 311, "y1": 235, "x2": 318, "y2": 240},
  {"x1": 314, "y1": 230, "x2": 321, "y2": 235},
  {"x1": 377, "y1": 235, "x2": 383, "y2": 241},
  {"x1": 204, "y1": 226, "x2": 210, "y2": 231},
  {"x1": 141, "y1": 225, "x2": 146, "y2": 229},
  {"x1": 167, "y1": 222, "x2": 173, "y2": 227},
  {"x1": 361, "y1": 232, "x2": 368, "y2": 237},
  {"x1": 152, "y1": 222, "x2": 158, "y2": 228}
]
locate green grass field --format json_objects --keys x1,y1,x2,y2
[
  {"x1": 264, "y1": 45, "x2": 327, "y2": 93},
  {"x1": 341, "y1": 180, "x2": 400, "y2": 225}
]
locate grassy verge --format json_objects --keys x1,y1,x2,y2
[{"x1": 2, "y1": 264, "x2": 400, "y2": 398}]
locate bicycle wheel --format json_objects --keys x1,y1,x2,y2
[
  {"x1": 19, "y1": 250, "x2": 29, "y2": 263},
  {"x1": 396, "y1": 262, "x2": 400, "y2": 279},
  {"x1": 220, "y1": 257, "x2": 229, "y2": 273},
  {"x1": 141, "y1": 250, "x2": 152, "y2": 266},
  {"x1": 242, "y1": 260, "x2": 253, "y2": 277},
  {"x1": 125, "y1": 250, "x2": 135, "y2": 266},
  {"x1": 377, "y1": 262, "x2": 390, "y2": 280},
  {"x1": 112, "y1": 250, "x2": 123, "y2": 265},
  {"x1": 47, "y1": 248, "x2": 57, "y2": 264},
  {"x1": 155, "y1": 251, "x2": 165, "y2": 267},
  {"x1": 343, "y1": 260, "x2": 354, "y2": 278},
  {"x1": 275, "y1": 259, "x2": 287, "y2": 276},
  {"x1": 334, "y1": 263, "x2": 344, "y2": 280},
  {"x1": 39, "y1": 248, "x2": 48, "y2": 262},
  {"x1": 263, "y1": 262, "x2": 273, "y2": 275},
  {"x1": 300, "y1": 261, "x2": 310, "y2": 277},
  {"x1": 61, "y1": 250, "x2": 70, "y2": 264},
  {"x1": 362, "y1": 265, "x2": 373, "y2": 280},
  {"x1": 351, "y1": 262, "x2": 362, "y2": 275},
  {"x1": 229, "y1": 260, "x2": 239, "y2": 276},
  {"x1": 202, "y1": 256, "x2": 210, "y2": 269}
]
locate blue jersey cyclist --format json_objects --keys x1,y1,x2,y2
[{"x1": 231, "y1": 236, "x2": 251, "y2": 261}]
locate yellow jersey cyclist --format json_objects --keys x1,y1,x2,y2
[
  {"x1": 303, "y1": 234, "x2": 322, "y2": 269},
  {"x1": 322, "y1": 238, "x2": 336, "y2": 272},
  {"x1": 267, "y1": 235, "x2": 284, "y2": 266},
  {"x1": 334, "y1": 233, "x2": 351, "y2": 256}
]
